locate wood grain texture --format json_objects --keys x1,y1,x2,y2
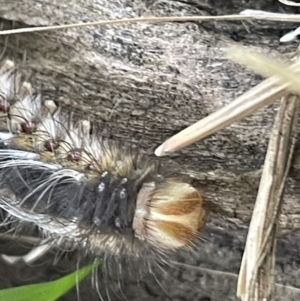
[{"x1": 0, "y1": 0, "x2": 300, "y2": 300}]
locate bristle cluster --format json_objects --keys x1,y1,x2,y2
[{"x1": 0, "y1": 59, "x2": 206, "y2": 259}]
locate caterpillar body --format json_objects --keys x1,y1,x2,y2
[{"x1": 0, "y1": 59, "x2": 207, "y2": 271}]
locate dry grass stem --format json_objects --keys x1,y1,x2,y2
[
  {"x1": 1, "y1": 13, "x2": 300, "y2": 36},
  {"x1": 155, "y1": 48, "x2": 300, "y2": 156},
  {"x1": 155, "y1": 78, "x2": 287, "y2": 156},
  {"x1": 227, "y1": 46, "x2": 300, "y2": 95},
  {"x1": 237, "y1": 94, "x2": 299, "y2": 301}
]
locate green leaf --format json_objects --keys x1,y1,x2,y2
[{"x1": 0, "y1": 262, "x2": 100, "y2": 301}]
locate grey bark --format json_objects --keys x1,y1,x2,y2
[{"x1": 0, "y1": 0, "x2": 300, "y2": 300}]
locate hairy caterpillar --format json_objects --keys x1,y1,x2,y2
[{"x1": 0, "y1": 58, "x2": 207, "y2": 274}]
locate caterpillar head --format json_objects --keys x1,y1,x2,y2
[{"x1": 133, "y1": 181, "x2": 206, "y2": 251}]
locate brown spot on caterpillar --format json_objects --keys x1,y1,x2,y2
[
  {"x1": 21, "y1": 121, "x2": 37, "y2": 134},
  {"x1": 44, "y1": 139, "x2": 60, "y2": 152},
  {"x1": 0, "y1": 102, "x2": 10, "y2": 113},
  {"x1": 67, "y1": 148, "x2": 82, "y2": 163},
  {"x1": 87, "y1": 160, "x2": 100, "y2": 171}
]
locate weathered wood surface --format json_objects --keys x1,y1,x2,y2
[{"x1": 0, "y1": 0, "x2": 300, "y2": 300}]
